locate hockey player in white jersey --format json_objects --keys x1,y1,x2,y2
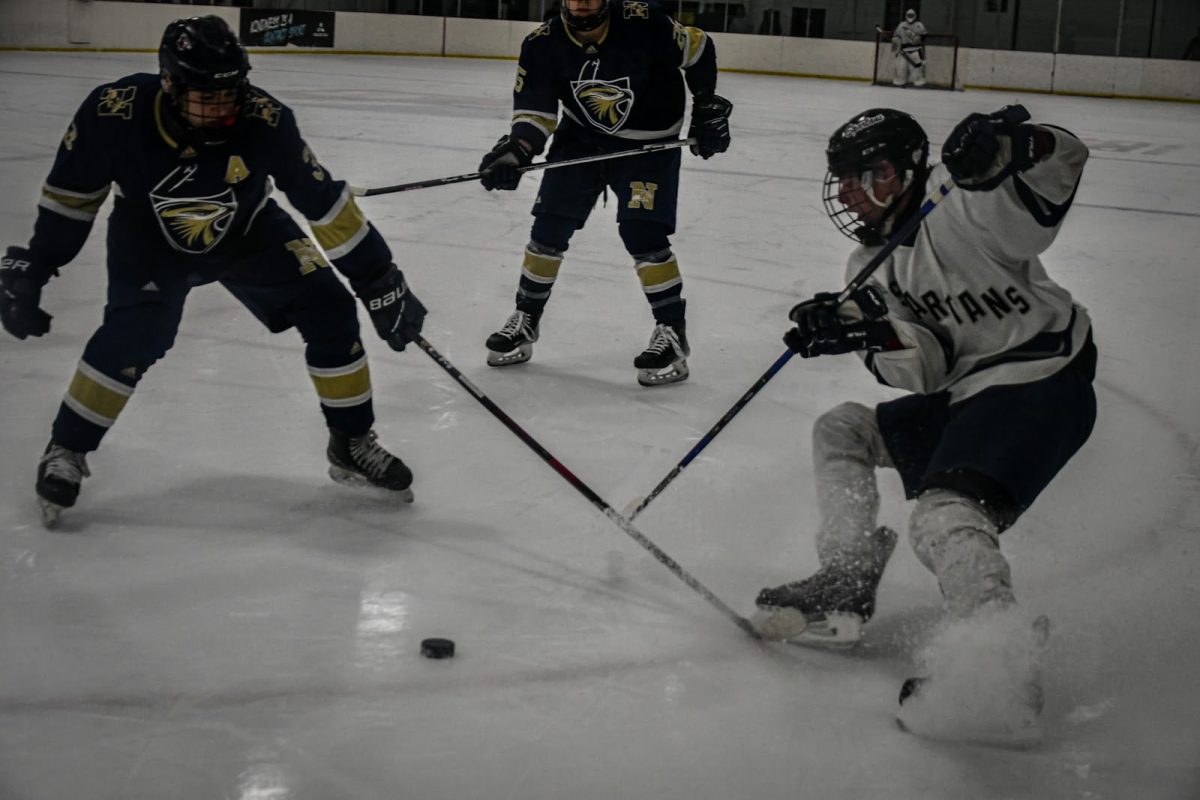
[
  {"x1": 753, "y1": 106, "x2": 1096, "y2": 742},
  {"x1": 892, "y1": 9, "x2": 927, "y2": 87}
]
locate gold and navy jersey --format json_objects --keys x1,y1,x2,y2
[
  {"x1": 510, "y1": 0, "x2": 716, "y2": 154},
  {"x1": 30, "y1": 72, "x2": 389, "y2": 283}
]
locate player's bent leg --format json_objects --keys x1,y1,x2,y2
[
  {"x1": 812, "y1": 401, "x2": 894, "y2": 565},
  {"x1": 899, "y1": 491, "x2": 1046, "y2": 746},
  {"x1": 908, "y1": 487, "x2": 1015, "y2": 616},
  {"x1": 754, "y1": 402, "x2": 898, "y2": 645},
  {"x1": 40, "y1": 297, "x2": 184, "y2": 527},
  {"x1": 282, "y1": 269, "x2": 414, "y2": 501}
]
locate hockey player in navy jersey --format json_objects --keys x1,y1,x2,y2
[
  {"x1": 0, "y1": 16, "x2": 427, "y2": 526},
  {"x1": 752, "y1": 106, "x2": 1097, "y2": 741},
  {"x1": 477, "y1": 0, "x2": 732, "y2": 386}
]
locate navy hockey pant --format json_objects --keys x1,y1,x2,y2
[
  {"x1": 876, "y1": 333, "x2": 1098, "y2": 530},
  {"x1": 51, "y1": 221, "x2": 374, "y2": 453},
  {"x1": 515, "y1": 137, "x2": 686, "y2": 324}
]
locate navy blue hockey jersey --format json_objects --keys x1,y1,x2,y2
[
  {"x1": 29, "y1": 73, "x2": 390, "y2": 284},
  {"x1": 510, "y1": 1, "x2": 718, "y2": 154}
]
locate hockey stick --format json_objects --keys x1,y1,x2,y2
[
  {"x1": 623, "y1": 348, "x2": 795, "y2": 521},
  {"x1": 622, "y1": 172, "x2": 962, "y2": 521},
  {"x1": 351, "y1": 139, "x2": 697, "y2": 198},
  {"x1": 407, "y1": 332, "x2": 761, "y2": 640}
]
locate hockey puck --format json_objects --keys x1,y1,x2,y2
[{"x1": 420, "y1": 638, "x2": 455, "y2": 659}]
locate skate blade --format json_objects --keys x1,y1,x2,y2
[
  {"x1": 637, "y1": 359, "x2": 689, "y2": 387},
  {"x1": 327, "y1": 466, "x2": 415, "y2": 502},
  {"x1": 751, "y1": 607, "x2": 863, "y2": 649},
  {"x1": 486, "y1": 344, "x2": 533, "y2": 367},
  {"x1": 38, "y1": 497, "x2": 65, "y2": 529}
]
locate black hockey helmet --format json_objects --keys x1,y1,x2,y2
[
  {"x1": 823, "y1": 108, "x2": 929, "y2": 244},
  {"x1": 561, "y1": 0, "x2": 610, "y2": 32},
  {"x1": 159, "y1": 16, "x2": 250, "y2": 142}
]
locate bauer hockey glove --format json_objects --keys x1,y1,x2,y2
[
  {"x1": 355, "y1": 264, "x2": 427, "y2": 352},
  {"x1": 479, "y1": 136, "x2": 534, "y2": 191},
  {"x1": 785, "y1": 285, "x2": 899, "y2": 359},
  {"x1": 1, "y1": 246, "x2": 54, "y2": 340},
  {"x1": 688, "y1": 93, "x2": 733, "y2": 159},
  {"x1": 941, "y1": 104, "x2": 1054, "y2": 188}
]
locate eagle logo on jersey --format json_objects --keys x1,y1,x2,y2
[
  {"x1": 570, "y1": 62, "x2": 634, "y2": 134},
  {"x1": 98, "y1": 86, "x2": 137, "y2": 120},
  {"x1": 149, "y1": 165, "x2": 238, "y2": 255}
]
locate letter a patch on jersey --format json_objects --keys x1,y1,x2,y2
[
  {"x1": 571, "y1": 62, "x2": 635, "y2": 135},
  {"x1": 225, "y1": 156, "x2": 250, "y2": 184}
]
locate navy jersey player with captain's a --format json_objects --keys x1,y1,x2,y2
[
  {"x1": 0, "y1": 16, "x2": 428, "y2": 527},
  {"x1": 476, "y1": 0, "x2": 732, "y2": 386},
  {"x1": 752, "y1": 106, "x2": 1096, "y2": 743}
]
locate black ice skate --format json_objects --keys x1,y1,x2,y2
[
  {"x1": 486, "y1": 310, "x2": 540, "y2": 366},
  {"x1": 634, "y1": 320, "x2": 689, "y2": 386},
  {"x1": 327, "y1": 429, "x2": 414, "y2": 501},
  {"x1": 752, "y1": 526, "x2": 898, "y2": 647},
  {"x1": 36, "y1": 441, "x2": 90, "y2": 529}
]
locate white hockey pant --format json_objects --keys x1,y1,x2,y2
[
  {"x1": 909, "y1": 489, "x2": 1016, "y2": 616},
  {"x1": 813, "y1": 402, "x2": 1015, "y2": 615},
  {"x1": 812, "y1": 402, "x2": 894, "y2": 568}
]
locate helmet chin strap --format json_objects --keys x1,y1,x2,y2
[
  {"x1": 860, "y1": 166, "x2": 917, "y2": 239},
  {"x1": 862, "y1": 166, "x2": 915, "y2": 209}
]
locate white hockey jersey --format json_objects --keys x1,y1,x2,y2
[
  {"x1": 893, "y1": 20, "x2": 927, "y2": 59},
  {"x1": 848, "y1": 126, "x2": 1091, "y2": 403}
]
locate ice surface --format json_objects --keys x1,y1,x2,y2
[{"x1": 1, "y1": 51, "x2": 1198, "y2": 800}]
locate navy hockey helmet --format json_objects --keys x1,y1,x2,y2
[
  {"x1": 159, "y1": 16, "x2": 250, "y2": 142},
  {"x1": 561, "y1": 0, "x2": 610, "y2": 32},
  {"x1": 822, "y1": 108, "x2": 929, "y2": 244}
]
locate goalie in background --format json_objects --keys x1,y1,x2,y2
[
  {"x1": 0, "y1": 16, "x2": 427, "y2": 527},
  {"x1": 892, "y1": 9, "x2": 927, "y2": 87}
]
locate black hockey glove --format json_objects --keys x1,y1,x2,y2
[
  {"x1": 355, "y1": 264, "x2": 427, "y2": 352},
  {"x1": 784, "y1": 285, "x2": 899, "y2": 359},
  {"x1": 688, "y1": 93, "x2": 733, "y2": 159},
  {"x1": 941, "y1": 104, "x2": 1053, "y2": 188},
  {"x1": 479, "y1": 136, "x2": 534, "y2": 191},
  {"x1": 1, "y1": 246, "x2": 54, "y2": 340}
]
